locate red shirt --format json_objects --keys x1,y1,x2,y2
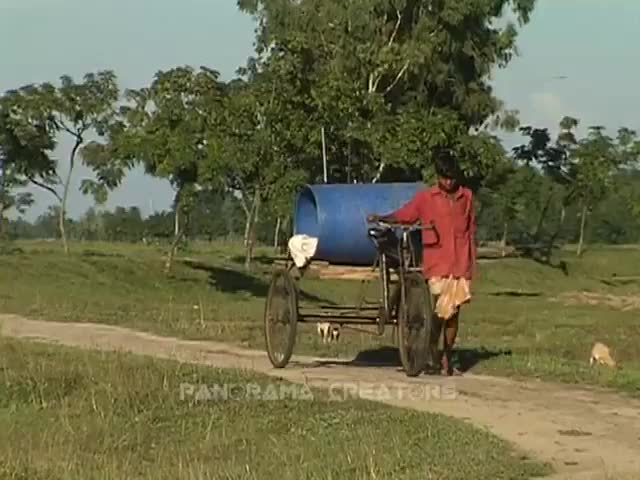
[{"x1": 389, "y1": 185, "x2": 477, "y2": 280}]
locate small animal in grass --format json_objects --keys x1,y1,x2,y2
[
  {"x1": 317, "y1": 322, "x2": 340, "y2": 343},
  {"x1": 589, "y1": 342, "x2": 617, "y2": 368}
]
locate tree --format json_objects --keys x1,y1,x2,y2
[
  {"x1": 622, "y1": 172, "x2": 640, "y2": 222},
  {"x1": 237, "y1": 0, "x2": 531, "y2": 185},
  {"x1": 568, "y1": 126, "x2": 639, "y2": 255},
  {"x1": 32, "y1": 205, "x2": 62, "y2": 239},
  {"x1": 0, "y1": 99, "x2": 57, "y2": 237},
  {"x1": 217, "y1": 71, "x2": 309, "y2": 269},
  {"x1": 480, "y1": 159, "x2": 531, "y2": 254},
  {"x1": 102, "y1": 66, "x2": 227, "y2": 274},
  {"x1": 3, "y1": 71, "x2": 126, "y2": 254},
  {"x1": 514, "y1": 117, "x2": 640, "y2": 257},
  {"x1": 588, "y1": 170, "x2": 640, "y2": 244},
  {"x1": 186, "y1": 187, "x2": 245, "y2": 242}
]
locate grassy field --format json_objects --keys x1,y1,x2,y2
[
  {"x1": 0, "y1": 336, "x2": 550, "y2": 479},
  {"x1": 1, "y1": 239, "x2": 640, "y2": 395}
]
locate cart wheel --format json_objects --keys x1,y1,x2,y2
[
  {"x1": 398, "y1": 272, "x2": 434, "y2": 377},
  {"x1": 264, "y1": 268, "x2": 298, "y2": 368}
]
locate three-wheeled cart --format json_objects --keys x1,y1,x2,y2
[{"x1": 263, "y1": 220, "x2": 436, "y2": 377}]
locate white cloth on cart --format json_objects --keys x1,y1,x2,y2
[{"x1": 288, "y1": 234, "x2": 319, "y2": 268}]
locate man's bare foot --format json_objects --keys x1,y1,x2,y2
[
  {"x1": 440, "y1": 355, "x2": 462, "y2": 376},
  {"x1": 441, "y1": 354, "x2": 450, "y2": 375}
]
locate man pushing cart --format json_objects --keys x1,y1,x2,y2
[
  {"x1": 367, "y1": 154, "x2": 477, "y2": 376},
  {"x1": 264, "y1": 153, "x2": 477, "y2": 378}
]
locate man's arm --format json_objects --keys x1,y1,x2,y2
[
  {"x1": 469, "y1": 193, "x2": 478, "y2": 275},
  {"x1": 368, "y1": 193, "x2": 422, "y2": 225}
]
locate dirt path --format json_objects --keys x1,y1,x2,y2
[{"x1": 2, "y1": 314, "x2": 639, "y2": 480}]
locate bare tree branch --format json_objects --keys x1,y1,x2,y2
[
  {"x1": 383, "y1": 61, "x2": 410, "y2": 95},
  {"x1": 388, "y1": 9, "x2": 402, "y2": 47},
  {"x1": 54, "y1": 117, "x2": 79, "y2": 138},
  {"x1": 26, "y1": 175, "x2": 62, "y2": 202},
  {"x1": 371, "y1": 161, "x2": 386, "y2": 183}
]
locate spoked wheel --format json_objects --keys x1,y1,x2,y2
[
  {"x1": 398, "y1": 272, "x2": 434, "y2": 377},
  {"x1": 264, "y1": 268, "x2": 298, "y2": 368}
]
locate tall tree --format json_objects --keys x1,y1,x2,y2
[
  {"x1": 480, "y1": 158, "x2": 532, "y2": 255},
  {"x1": 515, "y1": 117, "x2": 640, "y2": 256},
  {"x1": 3, "y1": 71, "x2": 125, "y2": 253},
  {"x1": 512, "y1": 120, "x2": 574, "y2": 250},
  {"x1": 237, "y1": 0, "x2": 531, "y2": 184},
  {"x1": 568, "y1": 126, "x2": 639, "y2": 255},
  {"x1": 102, "y1": 66, "x2": 227, "y2": 274},
  {"x1": 216, "y1": 71, "x2": 309, "y2": 269}
]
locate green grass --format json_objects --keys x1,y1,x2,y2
[
  {"x1": 1, "y1": 239, "x2": 640, "y2": 395},
  {"x1": 0, "y1": 337, "x2": 550, "y2": 479}
]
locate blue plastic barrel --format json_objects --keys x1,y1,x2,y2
[{"x1": 293, "y1": 182, "x2": 425, "y2": 265}]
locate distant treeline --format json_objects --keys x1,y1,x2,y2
[{"x1": 5, "y1": 167, "x2": 640, "y2": 247}]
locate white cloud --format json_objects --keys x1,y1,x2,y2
[
  {"x1": 529, "y1": 92, "x2": 571, "y2": 129},
  {"x1": 527, "y1": 91, "x2": 602, "y2": 139}
]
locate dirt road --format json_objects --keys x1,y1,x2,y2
[{"x1": 1, "y1": 314, "x2": 639, "y2": 480}]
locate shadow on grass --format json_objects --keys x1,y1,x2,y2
[
  {"x1": 486, "y1": 290, "x2": 542, "y2": 298},
  {"x1": 600, "y1": 277, "x2": 640, "y2": 287},
  {"x1": 473, "y1": 243, "x2": 571, "y2": 275},
  {"x1": 310, "y1": 345, "x2": 511, "y2": 373},
  {"x1": 0, "y1": 245, "x2": 25, "y2": 255},
  {"x1": 81, "y1": 249, "x2": 125, "y2": 258},
  {"x1": 229, "y1": 255, "x2": 278, "y2": 267},
  {"x1": 512, "y1": 243, "x2": 570, "y2": 276},
  {"x1": 182, "y1": 259, "x2": 336, "y2": 305}
]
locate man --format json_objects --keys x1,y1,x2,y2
[{"x1": 367, "y1": 154, "x2": 477, "y2": 376}]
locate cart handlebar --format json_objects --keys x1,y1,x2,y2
[{"x1": 368, "y1": 220, "x2": 435, "y2": 231}]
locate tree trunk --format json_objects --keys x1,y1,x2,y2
[
  {"x1": 243, "y1": 215, "x2": 251, "y2": 248},
  {"x1": 577, "y1": 204, "x2": 588, "y2": 257},
  {"x1": 278, "y1": 216, "x2": 291, "y2": 255},
  {"x1": 164, "y1": 226, "x2": 186, "y2": 275},
  {"x1": 545, "y1": 205, "x2": 567, "y2": 261},
  {"x1": 500, "y1": 221, "x2": 508, "y2": 257},
  {"x1": 165, "y1": 188, "x2": 184, "y2": 275},
  {"x1": 0, "y1": 157, "x2": 4, "y2": 240},
  {"x1": 59, "y1": 138, "x2": 81, "y2": 255},
  {"x1": 533, "y1": 192, "x2": 552, "y2": 242},
  {"x1": 273, "y1": 216, "x2": 281, "y2": 251},
  {"x1": 239, "y1": 190, "x2": 251, "y2": 247},
  {"x1": 371, "y1": 162, "x2": 385, "y2": 183},
  {"x1": 244, "y1": 189, "x2": 261, "y2": 271},
  {"x1": 58, "y1": 207, "x2": 68, "y2": 252}
]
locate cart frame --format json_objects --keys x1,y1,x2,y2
[{"x1": 263, "y1": 221, "x2": 437, "y2": 377}]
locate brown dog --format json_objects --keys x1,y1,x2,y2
[{"x1": 589, "y1": 342, "x2": 617, "y2": 368}]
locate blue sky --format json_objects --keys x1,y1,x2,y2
[{"x1": 1, "y1": 0, "x2": 638, "y2": 221}]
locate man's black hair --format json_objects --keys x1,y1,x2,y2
[{"x1": 434, "y1": 150, "x2": 461, "y2": 180}]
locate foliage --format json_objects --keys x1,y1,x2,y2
[
  {"x1": 3, "y1": 0, "x2": 640, "y2": 267},
  {"x1": 513, "y1": 117, "x2": 640, "y2": 254},
  {"x1": 237, "y1": 0, "x2": 532, "y2": 185},
  {"x1": 515, "y1": 118, "x2": 640, "y2": 207},
  {"x1": 94, "y1": 66, "x2": 228, "y2": 271},
  {"x1": 1, "y1": 71, "x2": 126, "y2": 252},
  {"x1": 219, "y1": 73, "x2": 309, "y2": 213},
  {"x1": 113, "y1": 66, "x2": 226, "y2": 188},
  {"x1": 0, "y1": 95, "x2": 58, "y2": 229}
]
